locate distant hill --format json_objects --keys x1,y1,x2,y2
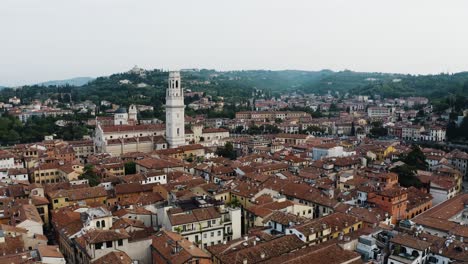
[
  {"x1": 37, "y1": 77, "x2": 94, "y2": 87},
  {"x1": 1, "y1": 69, "x2": 468, "y2": 110}
]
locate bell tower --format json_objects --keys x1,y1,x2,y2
[
  {"x1": 128, "y1": 104, "x2": 138, "y2": 123},
  {"x1": 165, "y1": 71, "x2": 185, "y2": 148}
]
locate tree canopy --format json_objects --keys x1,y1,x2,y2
[{"x1": 216, "y1": 142, "x2": 237, "y2": 160}]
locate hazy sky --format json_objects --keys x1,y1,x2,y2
[{"x1": 1, "y1": 0, "x2": 468, "y2": 86}]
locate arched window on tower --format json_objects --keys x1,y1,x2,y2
[
  {"x1": 101, "y1": 220, "x2": 106, "y2": 228},
  {"x1": 176, "y1": 80, "x2": 178, "y2": 88},
  {"x1": 177, "y1": 128, "x2": 180, "y2": 135}
]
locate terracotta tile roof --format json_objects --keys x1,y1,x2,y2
[
  {"x1": 0, "y1": 149, "x2": 15, "y2": 159},
  {"x1": 207, "y1": 235, "x2": 305, "y2": 264},
  {"x1": 51, "y1": 205, "x2": 80, "y2": 222},
  {"x1": 135, "y1": 157, "x2": 182, "y2": 170},
  {"x1": 37, "y1": 245, "x2": 64, "y2": 259},
  {"x1": 447, "y1": 149, "x2": 468, "y2": 160},
  {"x1": 261, "y1": 178, "x2": 339, "y2": 208},
  {"x1": 262, "y1": 200, "x2": 295, "y2": 211},
  {"x1": 378, "y1": 187, "x2": 407, "y2": 198},
  {"x1": 391, "y1": 233, "x2": 431, "y2": 250},
  {"x1": 256, "y1": 163, "x2": 289, "y2": 173},
  {"x1": 6, "y1": 185, "x2": 27, "y2": 198},
  {"x1": 80, "y1": 229, "x2": 130, "y2": 244},
  {"x1": 276, "y1": 133, "x2": 309, "y2": 139},
  {"x1": 202, "y1": 128, "x2": 229, "y2": 133},
  {"x1": 121, "y1": 173, "x2": 146, "y2": 183},
  {"x1": 169, "y1": 207, "x2": 221, "y2": 226},
  {"x1": 406, "y1": 187, "x2": 432, "y2": 211},
  {"x1": 113, "y1": 207, "x2": 152, "y2": 217},
  {"x1": 118, "y1": 191, "x2": 165, "y2": 206},
  {"x1": 48, "y1": 186, "x2": 107, "y2": 201},
  {"x1": 262, "y1": 211, "x2": 306, "y2": 226},
  {"x1": 252, "y1": 194, "x2": 274, "y2": 205},
  {"x1": 101, "y1": 124, "x2": 164, "y2": 133},
  {"x1": 31, "y1": 195, "x2": 50, "y2": 206},
  {"x1": 212, "y1": 165, "x2": 235, "y2": 175},
  {"x1": 111, "y1": 218, "x2": 146, "y2": 230},
  {"x1": 335, "y1": 206, "x2": 389, "y2": 226},
  {"x1": 0, "y1": 224, "x2": 27, "y2": 234},
  {"x1": 94, "y1": 251, "x2": 132, "y2": 264},
  {"x1": 152, "y1": 230, "x2": 210, "y2": 264},
  {"x1": 413, "y1": 193, "x2": 468, "y2": 238},
  {"x1": 229, "y1": 181, "x2": 259, "y2": 198},
  {"x1": 114, "y1": 182, "x2": 154, "y2": 195},
  {"x1": 244, "y1": 173, "x2": 270, "y2": 183},
  {"x1": 0, "y1": 236, "x2": 25, "y2": 256},
  {"x1": 6, "y1": 168, "x2": 27, "y2": 175},
  {"x1": 294, "y1": 212, "x2": 360, "y2": 237},
  {"x1": 11, "y1": 204, "x2": 43, "y2": 225},
  {"x1": 416, "y1": 233, "x2": 468, "y2": 262},
  {"x1": 245, "y1": 206, "x2": 274, "y2": 218},
  {"x1": 265, "y1": 243, "x2": 362, "y2": 264}
]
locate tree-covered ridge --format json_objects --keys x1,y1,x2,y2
[
  {"x1": 348, "y1": 72, "x2": 468, "y2": 99},
  {"x1": 2, "y1": 69, "x2": 468, "y2": 109},
  {"x1": 0, "y1": 113, "x2": 90, "y2": 145}
]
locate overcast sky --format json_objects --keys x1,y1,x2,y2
[{"x1": 1, "y1": 0, "x2": 468, "y2": 86}]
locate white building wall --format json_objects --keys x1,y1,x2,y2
[
  {"x1": 388, "y1": 246, "x2": 427, "y2": 264},
  {"x1": 99, "y1": 182, "x2": 113, "y2": 191},
  {"x1": 285, "y1": 228, "x2": 307, "y2": 242},
  {"x1": 142, "y1": 175, "x2": 167, "y2": 185},
  {"x1": 229, "y1": 207, "x2": 242, "y2": 240},
  {"x1": 17, "y1": 219, "x2": 43, "y2": 236},
  {"x1": 0, "y1": 157, "x2": 15, "y2": 169},
  {"x1": 41, "y1": 256, "x2": 66, "y2": 264},
  {"x1": 126, "y1": 238, "x2": 152, "y2": 264},
  {"x1": 312, "y1": 146, "x2": 344, "y2": 160},
  {"x1": 123, "y1": 213, "x2": 153, "y2": 228},
  {"x1": 430, "y1": 187, "x2": 456, "y2": 206},
  {"x1": 166, "y1": 71, "x2": 186, "y2": 148}
]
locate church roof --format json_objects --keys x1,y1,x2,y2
[{"x1": 115, "y1": 107, "x2": 127, "y2": 114}]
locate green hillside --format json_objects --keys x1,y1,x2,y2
[{"x1": 1, "y1": 69, "x2": 468, "y2": 110}]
